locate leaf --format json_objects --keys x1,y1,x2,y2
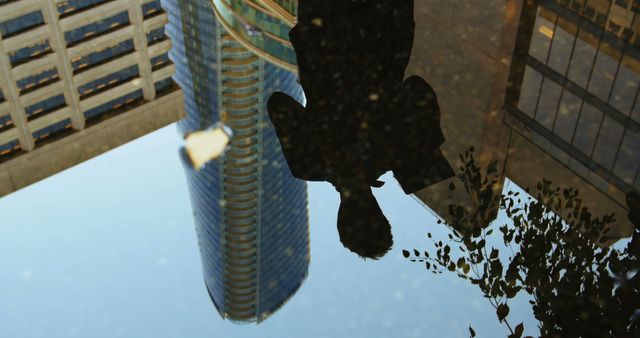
[
  {"x1": 477, "y1": 239, "x2": 486, "y2": 249},
  {"x1": 463, "y1": 263, "x2": 471, "y2": 274},
  {"x1": 469, "y1": 325, "x2": 476, "y2": 337},
  {"x1": 505, "y1": 286, "x2": 521, "y2": 299},
  {"x1": 515, "y1": 323, "x2": 524, "y2": 338},
  {"x1": 497, "y1": 303, "x2": 510, "y2": 321},
  {"x1": 490, "y1": 248, "x2": 499, "y2": 260},
  {"x1": 486, "y1": 229, "x2": 494, "y2": 236},
  {"x1": 402, "y1": 250, "x2": 410, "y2": 258},
  {"x1": 414, "y1": 249, "x2": 421, "y2": 257}
]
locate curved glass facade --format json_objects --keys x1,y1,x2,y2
[
  {"x1": 163, "y1": 0, "x2": 309, "y2": 323},
  {"x1": 210, "y1": 0, "x2": 297, "y2": 71}
]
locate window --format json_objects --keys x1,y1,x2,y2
[
  {"x1": 64, "y1": 11, "x2": 129, "y2": 46},
  {"x1": 572, "y1": 102, "x2": 602, "y2": 155},
  {"x1": 548, "y1": 17, "x2": 577, "y2": 75},
  {"x1": 0, "y1": 10, "x2": 44, "y2": 37},
  {"x1": 528, "y1": 9, "x2": 556, "y2": 63},
  {"x1": 613, "y1": 129, "x2": 640, "y2": 184},
  {"x1": 567, "y1": 27, "x2": 598, "y2": 87},
  {"x1": 517, "y1": 66, "x2": 543, "y2": 117},
  {"x1": 535, "y1": 77, "x2": 563, "y2": 130},
  {"x1": 554, "y1": 89, "x2": 582, "y2": 142},
  {"x1": 592, "y1": 115, "x2": 624, "y2": 169},
  {"x1": 587, "y1": 41, "x2": 620, "y2": 102},
  {"x1": 609, "y1": 53, "x2": 640, "y2": 115},
  {"x1": 25, "y1": 94, "x2": 66, "y2": 119},
  {"x1": 9, "y1": 40, "x2": 52, "y2": 66},
  {"x1": 78, "y1": 65, "x2": 139, "y2": 98}
]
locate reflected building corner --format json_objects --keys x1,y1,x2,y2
[{"x1": 412, "y1": 0, "x2": 638, "y2": 239}]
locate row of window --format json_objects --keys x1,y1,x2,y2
[
  {"x1": 65, "y1": 11, "x2": 130, "y2": 47},
  {"x1": 0, "y1": 0, "x2": 164, "y2": 37},
  {"x1": 0, "y1": 75, "x2": 174, "y2": 160},
  {"x1": 57, "y1": 0, "x2": 110, "y2": 18},
  {"x1": 529, "y1": 6, "x2": 640, "y2": 119},
  {"x1": 546, "y1": 0, "x2": 640, "y2": 44},
  {"x1": 4, "y1": 3, "x2": 167, "y2": 69},
  {"x1": 508, "y1": 2, "x2": 640, "y2": 196}
]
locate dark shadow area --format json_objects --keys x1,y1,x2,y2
[{"x1": 267, "y1": 0, "x2": 455, "y2": 259}]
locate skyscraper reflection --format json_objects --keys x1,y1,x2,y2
[{"x1": 163, "y1": 0, "x2": 309, "y2": 323}]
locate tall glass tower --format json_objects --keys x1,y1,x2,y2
[{"x1": 163, "y1": 0, "x2": 309, "y2": 323}]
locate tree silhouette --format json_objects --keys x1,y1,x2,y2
[{"x1": 404, "y1": 148, "x2": 640, "y2": 338}]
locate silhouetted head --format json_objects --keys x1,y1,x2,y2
[{"x1": 336, "y1": 187, "x2": 393, "y2": 259}]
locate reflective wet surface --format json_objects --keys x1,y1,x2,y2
[{"x1": 1, "y1": 0, "x2": 639, "y2": 337}]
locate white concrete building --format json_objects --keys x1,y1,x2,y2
[{"x1": 0, "y1": 0, "x2": 184, "y2": 196}]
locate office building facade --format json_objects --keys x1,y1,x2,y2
[
  {"x1": 409, "y1": 0, "x2": 636, "y2": 237},
  {"x1": 164, "y1": 0, "x2": 309, "y2": 322},
  {"x1": 0, "y1": 0, "x2": 183, "y2": 196},
  {"x1": 505, "y1": 0, "x2": 640, "y2": 202}
]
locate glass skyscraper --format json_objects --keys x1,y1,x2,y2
[
  {"x1": 163, "y1": 0, "x2": 309, "y2": 323},
  {"x1": 505, "y1": 0, "x2": 640, "y2": 201}
]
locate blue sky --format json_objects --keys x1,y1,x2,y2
[{"x1": 0, "y1": 124, "x2": 538, "y2": 338}]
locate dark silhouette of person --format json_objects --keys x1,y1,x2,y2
[{"x1": 268, "y1": 0, "x2": 455, "y2": 259}]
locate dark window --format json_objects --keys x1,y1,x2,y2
[
  {"x1": 587, "y1": 42, "x2": 620, "y2": 102},
  {"x1": 146, "y1": 27, "x2": 166, "y2": 45},
  {"x1": 548, "y1": 17, "x2": 577, "y2": 75},
  {"x1": 535, "y1": 77, "x2": 563, "y2": 129},
  {"x1": 142, "y1": 0, "x2": 163, "y2": 18},
  {"x1": 0, "y1": 10, "x2": 44, "y2": 37},
  {"x1": 609, "y1": 53, "x2": 640, "y2": 115},
  {"x1": 613, "y1": 130, "x2": 640, "y2": 184},
  {"x1": 57, "y1": 0, "x2": 109, "y2": 17},
  {"x1": 150, "y1": 53, "x2": 171, "y2": 70},
  {"x1": 154, "y1": 78, "x2": 174, "y2": 94},
  {"x1": 71, "y1": 39, "x2": 134, "y2": 72},
  {"x1": 78, "y1": 65, "x2": 139, "y2": 99},
  {"x1": 9, "y1": 40, "x2": 52, "y2": 66},
  {"x1": 517, "y1": 66, "x2": 544, "y2": 117},
  {"x1": 567, "y1": 27, "x2": 599, "y2": 88},
  {"x1": 32, "y1": 118, "x2": 72, "y2": 142},
  {"x1": 24, "y1": 94, "x2": 66, "y2": 119},
  {"x1": 592, "y1": 116, "x2": 624, "y2": 169},
  {"x1": 64, "y1": 11, "x2": 129, "y2": 46},
  {"x1": 572, "y1": 102, "x2": 602, "y2": 155},
  {"x1": 83, "y1": 89, "x2": 143, "y2": 121},
  {"x1": 16, "y1": 68, "x2": 59, "y2": 94},
  {"x1": 554, "y1": 89, "x2": 582, "y2": 142}
]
